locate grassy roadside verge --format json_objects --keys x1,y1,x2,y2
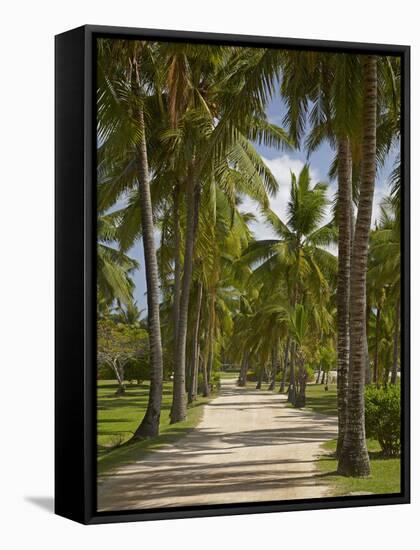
[
  {"x1": 282, "y1": 384, "x2": 400, "y2": 495},
  {"x1": 318, "y1": 439, "x2": 401, "y2": 495},
  {"x1": 283, "y1": 383, "x2": 338, "y2": 415},
  {"x1": 302, "y1": 384, "x2": 337, "y2": 415},
  {"x1": 280, "y1": 384, "x2": 337, "y2": 416},
  {"x1": 97, "y1": 380, "x2": 211, "y2": 475}
]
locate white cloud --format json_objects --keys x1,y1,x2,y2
[
  {"x1": 239, "y1": 154, "x2": 334, "y2": 240},
  {"x1": 240, "y1": 152, "x2": 389, "y2": 246},
  {"x1": 241, "y1": 154, "x2": 389, "y2": 243}
]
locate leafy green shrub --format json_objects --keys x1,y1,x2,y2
[
  {"x1": 125, "y1": 358, "x2": 150, "y2": 383},
  {"x1": 365, "y1": 385, "x2": 401, "y2": 457},
  {"x1": 97, "y1": 363, "x2": 114, "y2": 380}
]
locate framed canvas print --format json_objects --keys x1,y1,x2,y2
[{"x1": 55, "y1": 25, "x2": 410, "y2": 524}]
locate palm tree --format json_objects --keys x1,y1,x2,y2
[
  {"x1": 187, "y1": 280, "x2": 203, "y2": 403},
  {"x1": 244, "y1": 165, "x2": 337, "y2": 318},
  {"x1": 161, "y1": 45, "x2": 292, "y2": 422},
  {"x1": 337, "y1": 55, "x2": 378, "y2": 477},
  {"x1": 279, "y1": 336, "x2": 291, "y2": 393},
  {"x1": 287, "y1": 305, "x2": 310, "y2": 407},
  {"x1": 268, "y1": 343, "x2": 280, "y2": 391},
  {"x1": 112, "y1": 300, "x2": 144, "y2": 326},
  {"x1": 199, "y1": 198, "x2": 254, "y2": 393},
  {"x1": 280, "y1": 51, "x2": 399, "y2": 459},
  {"x1": 281, "y1": 51, "x2": 360, "y2": 456},
  {"x1": 241, "y1": 289, "x2": 289, "y2": 390},
  {"x1": 97, "y1": 39, "x2": 164, "y2": 438},
  {"x1": 242, "y1": 165, "x2": 337, "y2": 402}
]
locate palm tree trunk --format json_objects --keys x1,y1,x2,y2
[
  {"x1": 365, "y1": 333, "x2": 371, "y2": 385},
  {"x1": 336, "y1": 137, "x2": 352, "y2": 459},
  {"x1": 194, "y1": 353, "x2": 200, "y2": 396},
  {"x1": 185, "y1": 356, "x2": 192, "y2": 395},
  {"x1": 391, "y1": 300, "x2": 400, "y2": 384},
  {"x1": 363, "y1": 302, "x2": 371, "y2": 385},
  {"x1": 172, "y1": 184, "x2": 181, "y2": 348},
  {"x1": 280, "y1": 336, "x2": 290, "y2": 393},
  {"x1": 338, "y1": 56, "x2": 377, "y2": 477},
  {"x1": 268, "y1": 342, "x2": 279, "y2": 391},
  {"x1": 202, "y1": 327, "x2": 211, "y2": 396},
  {"x1": 133, "y1": 106, "x2": 163, "y2": 439},
  {"x1": 256, "y1": 366, "x2": 263, "y2": 389},
  {"x1": 373, "y1": 306, "x2": 381, "y2": 387},
  {"x1": 188, "y1": 282, "x2": 203, "y2": 403},
  {"x1": 295, "y1": 355, "x2": 307, "y2": 408},
  {"x1": 287, "y1": 342, "x2": 296, "y2": 404},
  {"x1": 238, "y1": 352, "x2": 249, "y2": 387},
  {"x1": 171, "y1": 166, "x2": 199, "y2": 423},
  {"x1": 202, "y1": 351, "x2": 210, "y2": 397},
  {"x1": 206, "y1": 337, "x2": 214, "y2": 393},
  {"x1": 383, "y1": 359, "x2": 391, "y2": 388},
  {"x1": 204, "y1": 291, "x2": 216, "y2": 394}
]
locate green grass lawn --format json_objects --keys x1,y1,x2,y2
[
  {"x1": 283, "y1": 383, "x2": 338, "y2": 415},
  {"x1": 318, "y1": 439, "x2": 401, "y2": 495},
  {"x1": 303, "y1": 383, "x2": 338, "y2": 416},
  {"x1": 97, "y1": 380, "x2": 211, "y2": 474}
]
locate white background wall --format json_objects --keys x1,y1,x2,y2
[{"x1": 1, "y1": 1, "x2": 417, "y2": 548}]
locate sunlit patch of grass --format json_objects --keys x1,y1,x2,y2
[
  {"x1": 318, "y1": 439, "x2": 401, "y2": 495},
  {"x1": 97, "y1": 380, "x2": 211, "y2": 474},
  {"x1": 283, "y1": 383, "x2": 338, "y2": 416},
  {"x1": 303, "y1": 383, "x2": 338, "y2": 416}
]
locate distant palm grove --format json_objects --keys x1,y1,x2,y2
[{"x1": 96, "y1": 38, "x2": 401, "y2": 486}]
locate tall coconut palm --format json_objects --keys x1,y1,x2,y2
[
  {"x1": 337, "y1": 55, "x2": 378, "y2": 477},
  {"x1": 161, "y1": 45, "x2": 292, "y2": 422},
  {"x1": 243, "y1": 165, "x2": 337, "y2": 403},
  {"x1": 243, "y1": 165, "x2": 337, "y2": 314},
  {"x1": 281, "y1": 51, "x2": 360, "y2": 455},
  {"x1": 335, "y1": 135, "x2": 354, "y2": 456},
  {"x1": 196, "y1": 193, "x2": 254, "y2": 393},
  {"x1": 280, "y1": 51, "x2": 400, "y2": 458},
  {"x1": 97, "y1": 39, "x2": 164, "y2": 438},
  {"x1": 287, "y1": 304, "x2": 310, "y2": 407}
]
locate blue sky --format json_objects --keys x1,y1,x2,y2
[{"x1": 127, "y1": 93, "x2": 398, "y2": 312}]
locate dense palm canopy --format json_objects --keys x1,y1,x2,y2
[
  {"x1": 97, "y1": 212, "x2": 139, "y2": 310},
  {"x1": 96, "y1": 40, "x2": 401, "y2": 479},
  {"x1": 244, "y1": 165, "x2": 337, "y2": 302}
]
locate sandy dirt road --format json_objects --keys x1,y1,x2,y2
[{"x1": 98, "y1": 379, "x2": 337, "y2": 511}]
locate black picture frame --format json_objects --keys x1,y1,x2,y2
[{"x1": 55, "y1": 24, "x2": 410, "y2": 525}]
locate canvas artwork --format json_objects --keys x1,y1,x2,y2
[
  {"x1": 55, "y1": 26, "x2": 409, "y2": 524},
  {"x1": 95, "y1": 37, "x2": 404, "y2": 512}
]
